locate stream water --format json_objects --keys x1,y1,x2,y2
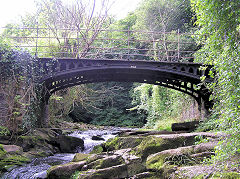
[{"x1": 1, "y1": 128, "x2": 122, "y2": 179}]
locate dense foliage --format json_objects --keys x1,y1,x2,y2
[
  {"x1": 0, "y1": 38, "x2": 41, "y2": 131},
  {"x1": 131, "y1": 84, "x2": 198, "y2": 128},
  {"x1": 116, "y1": 0, "x2": 200, "y2": 128},
  {"x1": 191, "y1": 0, "x2": 240, "y2": 161},
  {"x1": 70, "y1": 82, "x2": 146, "y2": 127}
]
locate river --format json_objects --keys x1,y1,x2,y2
[{"x1": 1, "y1": 128, "x2": 122, "y2": 179}]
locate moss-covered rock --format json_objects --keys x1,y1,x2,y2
[
  {"x1": 0, "y1": 126, "x2": 10, "y2": 137},
  {"x1": 83, "y1": 155, "x2": 124, "y2": 171},
  {"x1": 16, "y1": 135, "x2": 45, "y2": 152},
  {"x1": 2, "y1": 145, "x2": 23, "y2": 155},
  {"x1": 72, "y1": 153, "x2": 91, "y2": 162},
  {"x1": 132, "y1": 133, "x2": 219, "y2": 160},
  {"x1": 104, "y1": 136, "x2": 144, "y2": 151},
  {"x1": 32, "y1": 128, "x2": 60, "y2": 143},
  {"x1": 132, "y1": 135, "x2": 187, "y2": 160},
  {"x1": 22, "y1": 150, "x2": 52, "y2": 159},
  {"x1": 86, "y1": 154, "x2": 106, "y2": 164},
  {"x1": 0, "y1": 154, "x2": 30, "y2": 172},
  {"x1": 47, "y1": 161, "x2": 86, "y2": 179},
  {"x1": 146, "y1": 145, "x2": 195, "y2": 171},
  {"x1": 104, "y1": 137, "x2": 120, "y2": 151},
  {"x1": 146, "y1": 141, "x2": 218, "y2": 172},
  {"x1": 90, "y1": 145, "x2": 104, "y2": 154},
  {"x1": 77, "y1": 164, "x2": 129, "y2": 179},
  {"x1": 0, "y1": 144, "x2": 7, "y2": 160}
]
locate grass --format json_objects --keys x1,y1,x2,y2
[{"x1": 154, "y1": 117, "x2": 178, "y2": 131}]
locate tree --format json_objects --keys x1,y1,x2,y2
[
  {"x1": 134, "y1": 0, "x2": 193, "y2": 32},
  {"x1": 35, "y1": 0, "x2": 112, "y2": 58},
  {"x1": 0, "y1": 38, "x2": 42, "y2": 131},
  {"x1": 191, "y1": 0, "x2": 240, "y2": 161},
  {"x1": 124, "y1": 0, "x2": 199, "y2": 127}
]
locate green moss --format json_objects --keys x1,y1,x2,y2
[
  {"x1": 36, "y1": 151, "x2": 49, "y2": 157},
  {"x1": 18, "y1": 135, "x2": 43, "y2": 143},
  {"x1": 72, "y1": 153, "x2": 90, "y2": 162},
  {"x1": 71, "y1": 171, "x2": 81, "y2": 179},
  {"x1": 104, "y1": 137, "x2": 120, "y2": 151},
  {"x1": 146, "y1": 153, "x2": 169, "y2": 171},
  {"x1": 0, "y1": 154, "x2": 30, "y2": 172},
  {"x1": 0, "y1": 126, "x2": 10, "y2": 136},
  {"x1": 133, "y1": 136, "x2": 188, "y2": 160},
  {"x1": 95, "y1": 156, "x2": 124, "y2": 170},
  {"x1": 90, "y1": 145, "x2": 104, "y2": 154},
  {"x1": 133, "y1": 136, "x2": 165, "y2": 159},
  {"x1": 0, "y1": 144, "x2": 7, "y2": 159}
]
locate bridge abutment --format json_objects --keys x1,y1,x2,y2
[
  {"x1": 39, "y1": 102, "x2": 49, "y2": 128},
  {"x1": 37, "y1": 85, "x2": 50, "y2": 128},
  {"x1": 197, "y1": 97, "x2": 212, "y2": 120}
]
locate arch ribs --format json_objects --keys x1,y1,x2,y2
[{"x1": 37, "y1": 58, "x2": 213, "y2": 125}]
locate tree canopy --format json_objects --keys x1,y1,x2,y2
[{"x1": 191, "y1": 0, "x2": 240, "y2": 161}]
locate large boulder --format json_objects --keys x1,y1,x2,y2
[
  {"x1": 55, "y1": 135, "x2": 84, "y2": 153},
  {"x1": 16, "y1": 136, "x2": 45, "y2": 152},
  {"x1": 82, "y1": 155, "x2": 124, "y2": 170},
  {"x1": 2, "y1": 145, "x2": 23, "y2": 154},
  {"x1": 171, "y1": 121, "x2": 199, "y2": 131},
  {"x1": 104, "y1": 136, "x2": 144, "y2": 151},
  {"x1": 72, "y1": 153, "x2": 91, "y2": 162},
  {"x1": 132, "y1": 132, "x2": 221, "y2": 160},
  {"x1": 47, "y1": 161, "x2": 86, "y2": 179},
  {"x1": 114, "y1": 149, "x2": 146, "y2": 176},
  {"x1": 78, "y1": 164, "x2": 129, "y2": 179},
  {"x1": 32, "y1": 128, "x2": 61, "y2": 144},
  {"x1": 146, "y1": 142, "x2": 218, "y2": 171},
  {"x1": 47, "y1": 148, "x2": 146, "y2": 179}
]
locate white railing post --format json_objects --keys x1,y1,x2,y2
[
  {"x1": 177, "y1": 29, "x2": 180, "y2": 60},
  {"x1": 35, "y1": 24, "x2": 39, "y2": 57},
  {"x1": 128, "y1": 26, "x2": 130, "y2": 59}
]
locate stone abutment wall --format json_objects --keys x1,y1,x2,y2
[{"x1": 0, "y1": 93, "x2": 8, "y2": 126}]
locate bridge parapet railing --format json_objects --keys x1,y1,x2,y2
[{"x1": 0, "y1": 26, "x2": 202, "y2": 62}]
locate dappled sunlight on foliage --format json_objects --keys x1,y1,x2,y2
[{"x1": 191, "y1": 0, "x2": 240, "y2": 163}]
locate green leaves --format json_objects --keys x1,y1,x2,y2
[{"x1": 191, "y1": 0, "x2": 240, "y2": 162}]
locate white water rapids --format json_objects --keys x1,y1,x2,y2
[{"x1": 1, "y1": 128, "x2": 122, "y2": 179}]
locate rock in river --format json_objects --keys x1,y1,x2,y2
[{"x1": 55, "y1": 135, "x2": 84, "y2": 153}]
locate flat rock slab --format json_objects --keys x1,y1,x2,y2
[
  {"x1": 172, "y1": 121, "x2": 200, "y2": 131},
  {"x1": 47, "y1": 161, "x2": 86, "y2": 179},
  {"x1": 79, "y1": 164, "x2": 128, "y2": 179},
  {"x1": 153, "y1": 132, "x2": 225, "y2": 139},
  {"x1": 170, "y1": 165, "x2": 240, "y2": 178},
  {"x1": 2, "y1": 145, "x2": 23, "y2": 154},
  {"x1": 146, "y1": 141, "x2": 218, "y2": 171}
]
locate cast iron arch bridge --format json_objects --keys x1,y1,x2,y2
[
  {"x1": 1, "y1": 27, "x2": 213, "y2": 125},
  {"x1": 39, "y1": 58, "x2": 212, "y2": 111}
]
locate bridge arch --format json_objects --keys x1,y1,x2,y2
[{"x1": 38, "y1": 58, "x2": 213, "y2": 126}]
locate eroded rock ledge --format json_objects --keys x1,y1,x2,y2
[{"x1": 46, "y1": 131, "x2": 236, "y2": 179}]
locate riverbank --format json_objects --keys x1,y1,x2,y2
[
  {"x1": 46, "y1": 130, "x2": 240, "y2": 178},
  {"x1": 0, "y1": 122, "x2": 239, "y2": 178},
  {"x1": 0, "y1": 123, "x2": 127, "y2": 178}
]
